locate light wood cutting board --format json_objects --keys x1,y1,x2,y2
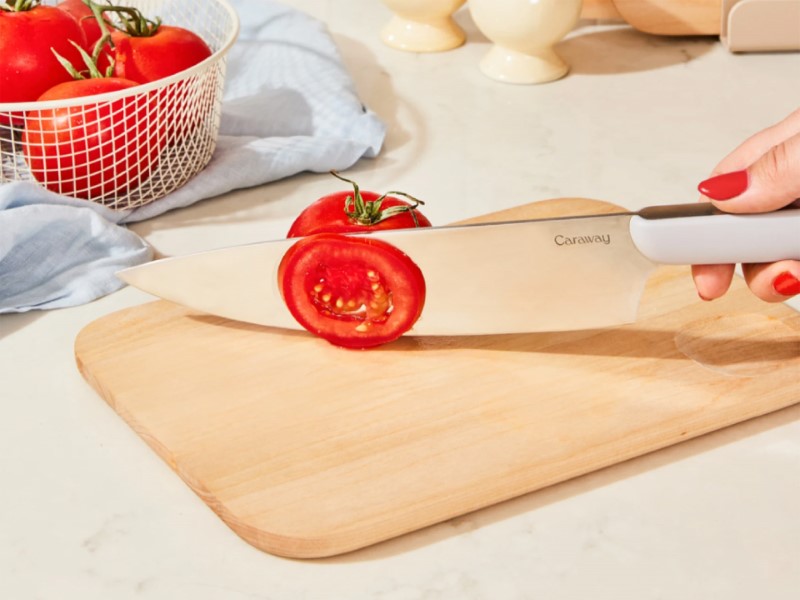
[{"x1": 75, "y1": 199, "x2": 800, "y2": 559}]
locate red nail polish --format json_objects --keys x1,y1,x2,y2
[
  {"x1": 773, "y1": 272, "x2": 800, "y2": 297},
  {"x1": 697, "y1": 170, "x2": 749, "y2": 200}
]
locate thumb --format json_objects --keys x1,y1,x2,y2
[{"x1": 698, "y1": 131, "x2": 800, "y2": 214}]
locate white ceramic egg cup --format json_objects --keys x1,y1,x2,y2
[
  {"x1": 380, "y1": 0, "x2": 467, "y2": 52},
  {"x1": 469, "y1": 0, "x2": 583, "y2": 84}
]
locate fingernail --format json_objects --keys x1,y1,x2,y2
[
  {"x1": 697, "y1": 170, "x2": 749, "y2": 200},
  {"x1": 698, "y1": 291, "x2": 713, "y2": 302},
  {"x1": 773, "y1": 271, "x2": 800, "y2": 297}
]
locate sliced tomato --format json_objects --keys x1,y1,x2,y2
[{"x1": 278, "y1": 233, "x2": 426, "y2": 349}]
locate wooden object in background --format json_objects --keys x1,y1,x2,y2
[
  {"x1": 581, "y1": 0, "x2": 624, "y2": 20},
  {"x1": 613, "y1": 0, "x2": 722, "y2": 35},
  {"x1": 581, "y1": 0, "x2": 722, "y2": 35},
  {"x1": 75, "y1": 199, "x2": 800, "y2": 558}
]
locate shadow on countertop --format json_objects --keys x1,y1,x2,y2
[
  {"x1": 457, "y1": 10, "x2": 716, "y2": 76},
  {"x1": 559, "y1": 25, "x2": 715, "y2": 76},
  {"x1": 0, "y1": 310, "x2": 42, "y2": 341}
]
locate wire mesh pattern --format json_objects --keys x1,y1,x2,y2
[{"x1": 0, "y1": 0, "x2": 239, "y2": 210}]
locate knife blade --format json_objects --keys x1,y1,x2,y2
[{"x1": 117, "y1": 203, "x2": 800, "y2": 336}]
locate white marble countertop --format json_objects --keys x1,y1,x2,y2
[{"x1": 3, "y1": 1, "x2": 800, "y2": 598}]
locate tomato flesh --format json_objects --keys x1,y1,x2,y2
[{"x1": 279, "y1": 234, "x2": 426, "y2": 349}]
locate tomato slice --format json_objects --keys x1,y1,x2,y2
[{"x1": 278, "y1": 234, "x2": 426, "y2": 349}]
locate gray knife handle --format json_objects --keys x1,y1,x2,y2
[{"x1": 629, "y1": 204, "x2": 800, "y2": 265}]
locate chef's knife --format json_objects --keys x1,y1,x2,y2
[{"x1": 118, "y1": 203, "x2": 800, "y2": 336}]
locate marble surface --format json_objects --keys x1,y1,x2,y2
[{"x1": 3, "y1": 1, "x2": 800, "y2": 598}]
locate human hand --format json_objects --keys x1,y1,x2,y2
[{"x1": 693, "y1": 108, "x2": 800, "y2": 302}]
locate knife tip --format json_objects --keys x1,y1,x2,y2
[{"x1": 115, "y1": 265, "x2": 138, "y2": 286}]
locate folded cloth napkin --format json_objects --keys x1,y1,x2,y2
[{"x1": 0, "y1": 0, "x2": 386, "y2": 313}]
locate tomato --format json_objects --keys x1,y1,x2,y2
[
  {"x1": 278, "y1": 234, "x2": 427, "y2": 349},
  {"x1": 111, "y1": 25, "x2": 212, "y2": 83},
  {"x1": 0, "y1": 2, "x2": 87, "y2": 105},
  {"x1": 56, "y1": 0, "x2": 114, "y2": 72},
  {"x1": 22, "y1": 78, "x2": 164, "y2": 200},
  {"x1": 57, "y1": 0, "x2": 103, "y2": 47},
  {"x1": 281, "y1": 172, "x2": 432, "y2": 348},
  {"x1": 108, "y1": 18, "x2": 213, "y2": 141},
  {"x1": 287, "y1": 172, "x2": 432, "y2": 237}
]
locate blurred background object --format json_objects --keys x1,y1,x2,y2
[
  {"x1": 380, "y1": 0, "x2": 467, "y2": 52},
  {"x1": 581, "y1": 0, "x2": 800, "y2": 53},
  {"x1": 469, "y1": 0, "x2": 583, "y2": 84}
]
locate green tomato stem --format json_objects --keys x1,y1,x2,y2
[
  {"x1": 329, "y1": 170, "x2": 426, "y2": 228},
  {"x1": 81, "y1": 0, "x2": 117, "y2": 75},
  {"x1": 51, "y1": 46, "x2": 84, "y2": 80},
  {"x1": 1, "y1": 0, "x2": 39, "y2": 12},
  {"x1": 52, "y1": 40, "x2": 108, "y2": 80},
  {"x1": 82, "y1": 0, "x2": 161, "y2": 37}
]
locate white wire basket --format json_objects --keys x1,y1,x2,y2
[{"x1": 0, "y1": 0, "x2": 239, "y2": 210}]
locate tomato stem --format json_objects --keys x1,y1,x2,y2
[
  {"x1": 52, "y1": 41, "x2": 105, "y2": 80},
  {"x1": 82, "y1": 0, "x2": 118, "y2": 74},
  {"x1": 330, "y1": 170, "x2": 426, "y2": 228},
  {"x1": 83, "y1": 0, "x2": 161, "y2": 37},
  {"x1": 1, "y1": 0, "x2": 40, "y2": 12}
]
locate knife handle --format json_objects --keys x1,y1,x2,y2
[{"x1": 629, "y1": 204, "x2": 800, "y2": 265}]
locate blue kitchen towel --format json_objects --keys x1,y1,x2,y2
[
  {"x1": 0, "y1": 185, "x2": 152, "y2": 313},
  {"x1": 0, "y1": 0, "x2": 386, "y2": 313}
]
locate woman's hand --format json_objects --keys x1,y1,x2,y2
[{"x1": 693, "y1": 108, "x2": 800, "y2": 302}]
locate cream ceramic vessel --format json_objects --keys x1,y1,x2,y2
[
  {"x1": 469, "y1": 0, "x2": 583, "y2": 84},
  {"x1": 380, "y1": 0, "x2": 467, "y2": 52}
]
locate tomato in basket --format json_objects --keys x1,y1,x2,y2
[
  {"x1": 0, "y1": 0, "x2": 88, "y2": 105},
  {"x1": 111, "y1": 25, "x2": 213, "y2": 83},
  {"x1": 73, "y1": 1, "x2": 212, "y2": 82},
  {"x1": 22, "y1": 77, "x2": 164, "y2": 200},
  {"x1": 80, "y1": 1, "x2": 214, "y2": 140},
  {"x1": 57, "y1": 0, "x2": 104, "y2": 46}
]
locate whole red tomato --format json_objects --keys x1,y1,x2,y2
[
  {"x1": 278, "y1": 234, "x2": 427, "y2": 349},
  {"x1": 280, "y1": 172, "x2": 431, "y2": 348},
  {"x1": 111, "y1": 25, "x2": 212, "y2": 82},
  {"x1": 56, "y1": 0, "x2": 115, "y2": 72},
  {"x1": 0, "y1": 1, "x2": 87, "y2": 104},
  {"x1": 287, "y1": 172, "x2": 432, "y2": 237},
  {"x1": 57, "y1": 0, "x2": 103, "y2": 47},
  {"x1": 23, "y1": 78, "x2": 164, "y2": 200},
  {"x1": 104, "y1": 11, "x2": 213, "y2": 141}
]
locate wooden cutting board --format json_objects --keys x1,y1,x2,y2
[{"x1": 75, "y1": 199, "x2": 800, "y2": 559}]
